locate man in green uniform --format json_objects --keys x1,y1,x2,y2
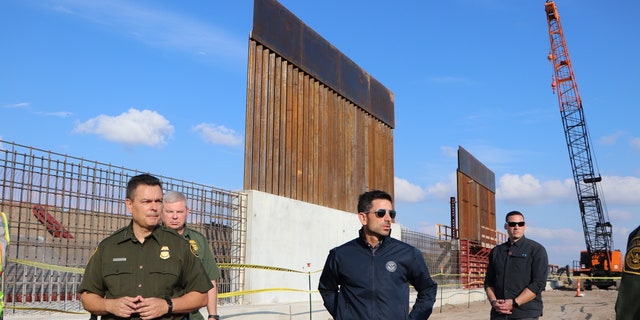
[
  {"x1": 79, "y1": 174, "x2": 212, "y2": 320},
  {"x1": 0, "y1": 211, "x2": 10, "y2": 320},
  {"x1": 162, "y1": 191, "x2": 221, "y2": 320},
  {"x1": 616, "y1": 225, "x2": 640, "y2": 320}
]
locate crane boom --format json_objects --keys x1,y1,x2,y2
[{"x1": 544, "y1": 0, "x2": 621, "y2": 289}]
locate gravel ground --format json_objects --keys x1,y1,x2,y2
[
  {"x1": 429, "y1": 288, "x2": 618, "y2": 320},
  {"x1": 2, "y1": 288, "x2": 619, "y2": 319}
]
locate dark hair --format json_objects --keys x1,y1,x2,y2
[
  {"x1": 357, "y1": 190, "x2": 393, "y2": 213},
  {"x1": 505, "y1": 210, "x2": 525, "y2": 222},
  {"x1": 126, "y1": 173, "x2": 162, "y2": 201}
]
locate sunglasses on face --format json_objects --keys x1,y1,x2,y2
[
  {"x1": 507, "y1": 221, "x2": 525, "y2": 227},
  {"x1": 368, "y1": 209, "x2": 396, "y2": 219}
]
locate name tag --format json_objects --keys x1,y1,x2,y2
[{"x1": 113, "y1": 257, "x2": 127, "y2": 262}]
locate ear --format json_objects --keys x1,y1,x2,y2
[
  {"x1": 125, "y1": 198, "x2": 133, "y2": 213},
  {"x1": 503, "y1": 222, "x2": 508, "y2": 230},
  {"x1": 358, "y1": 212, "x2": 367, "y2": 226}
]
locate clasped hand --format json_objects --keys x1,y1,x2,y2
[
  {"x1": 106, "y1": 295, "x2": 168, "y2": 320},
  {"x1": 492, "y1": 299, "x2": 514, "y2": 315}
]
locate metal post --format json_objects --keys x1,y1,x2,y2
[{"x1": 307, "y1": 262, "x2": 312, "y2": 320}]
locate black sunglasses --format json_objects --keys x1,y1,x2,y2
[
  {"x1": 368, "y1": 209, "x2": 396, "y2": 219},
  {"x1": 507, "y1": 221, "x2": 525, "y2": 227}
]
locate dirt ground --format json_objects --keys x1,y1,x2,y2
[
  {"x1": 429, "y1": 288, "x2": 618, "y2": 320},
  {"x1": 3, "y1": 288, "x2": 619, "y2": 320}
]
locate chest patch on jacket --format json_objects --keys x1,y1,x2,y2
[
  {"x1": 160, "y1": 245, "x2": 170, "y2": 259},
  {"x1": 386, "y1": 261, "x2": 397, "y2": 272}
]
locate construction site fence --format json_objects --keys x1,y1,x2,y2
[{"x1": 0, "y1": 140, "x2": 247, "y2": 312}]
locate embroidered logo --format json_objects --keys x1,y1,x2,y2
[
  {"x1": 160, "y1": 246, "x2": 170, "y2": 260},
  {"x1": 625, "y1": 235, "x2": 640, "y2": 275},
  {"x1": 189, "y1": 239, "x2": 200, "y2": 257},
  {"x1": 386, "y1": 261, "x2": 397, "y2": 273}
]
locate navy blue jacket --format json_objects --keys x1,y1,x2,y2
[{"x1": 318, "y1": 229, "x2": 437, "y2": 319}]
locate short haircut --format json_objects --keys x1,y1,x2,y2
[
  {"x1": 126, "y1": 173, "x2": 162, "y2": 201},
  {"x1": 505, "y1": 210, "x2": 525, "y2": 222},
  {"x1": 164, "y1": 190, "x2": 187, "y2": 204},
  {"x1": 357, "y1": 190, "x2": 393, "y2": 213}
]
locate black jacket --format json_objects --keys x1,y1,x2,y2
[
  {"x1": 484, "y1": 236, "x2": 548, "y2": 318},
  {"x1": 318, "y1": 229, "x2": 437, "y2": 319}
]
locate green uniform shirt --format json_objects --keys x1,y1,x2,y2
[
  {"x1": 79, "y1": 222, "x2": 213, "y2": 320},
  {"x1": 616, "y1": 225, "x2": 640, "y2": 320},
  {"x1": 182, "y1": 226, "x2": 221, "y2": 320}
]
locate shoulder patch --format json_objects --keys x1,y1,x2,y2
[
  {"x1": 625, "y1": 235, "x2": 640, "y2": 275},
  {"x1": 189, "y1": 239, "x2": 200, "y2": 257}
]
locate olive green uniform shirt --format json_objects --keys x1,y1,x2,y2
[
  {"x1": 79, "y1": 222, "x2": 213, "y2": 320},
  {"x1": 616, "y1": 225, "x2": 640, "y2": 320},
  {"x1": 182, "y1": 226, "x2": 221, "y2": 320}
]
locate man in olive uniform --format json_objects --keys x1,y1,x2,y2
[
  {"x1": 615, "y1": 225, "x2": 640, "y2": 320},
  {"x1": 0, "y1": 211, "x2": 10, "y2": 320},
  {"x1": 79, "y1": 174, "x2": 212, "y2": 320},
  {"x1": 162, "y1": 191, "x2": 221, "y2": 320}
]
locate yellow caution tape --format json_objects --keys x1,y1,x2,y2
[
  {"x1": 8, "y1": 258, "x2": 84, "y2": 274},
  {"x1": 217, "y1": 263, "x2": 322, "y2": 274},
  {"x1": 219, "y1": 288, "x2": 319, "y2": 298},
  {"x1": 5, "y1": 305, "x2": 89, "y2": 314}
]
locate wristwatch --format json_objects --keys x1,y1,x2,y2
[
  {"x1": 512, "y1": 298, "x2": 519, "y2": 308},
  {"x1": 208, "y1": 315, "x2": 220, "y2": 320},
  {"x1": 164, "y1": 296, "x2": 173, "y2": 315}
]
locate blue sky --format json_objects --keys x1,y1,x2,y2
[{"x1": 2, "y1": 0, "x2": 639, "y2": 267}]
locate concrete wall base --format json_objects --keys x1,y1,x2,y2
[{"x1": 217, "y1": 289, "x2": 488, "y2": 319}]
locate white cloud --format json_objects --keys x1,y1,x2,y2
[
  {"x1": 630, "y1": 137, "x2": 640, "y2": 152},
  {"x1": 50, "y1": 0, "x2": 245, "y2": 63},
  {"x1": 496, "y1": 173, "x2": 574, "y2": 205},
  {"x1": 37, "y1": 111, "x2": 74, "y2": 118},
  {"x1": 601, "y1": 175, "x2": 640, "y2": 205},
  {"x1": 426, "y1": 180, "x2": 456, "y2": 201},
  {"x1": 415, "y1": 221, "x2": 438, "y2": 236},
  {"x1": 527, "y1": 226, "x2": 585, "y2": 265},
  {"x1": 394, "y1": 177, "x2": 427, "y2": 203},
  {"x1": 192, "y1": 123, "x2": 242, "y2": 147},
  {"x1": 600, "y1": 131, "x2": 623, "y2": 146},
  {"x1": 3, "y1": 102, "x2": 29, "y2": 108},
  {"x1": 608, "y1": 208, "x2": 633, "y2": 221},
  {"x1": 74, "y1": 108, "x2": 174, "y2": 147},
  {"x1": 440, "y1": 146, "x2": 457, "y2": 158}
]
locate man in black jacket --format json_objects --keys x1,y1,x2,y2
[
  {"x1": 318, "y1": 190, "x2": 438, "y2": 319},
  {"x1": 485, "y1": 211, "x2": 548, "y2": 319}
]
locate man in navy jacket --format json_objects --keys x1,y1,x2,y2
[{"x1": 318, "y1": 190, "x2": 438, "y2": 319}]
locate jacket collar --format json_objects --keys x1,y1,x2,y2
[
  {"x1": 117, "y1": 221, "x2": 161, "y2": 244},
  {"x1": 358, "y1": 227, "x2": 392, "y2": 248}
]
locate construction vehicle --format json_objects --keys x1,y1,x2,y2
[
  {"x1": 544, "y1": 0, "x2": 622, "y2": 290},
  {"x1": 548, "y1": 264, "x2": 573, "y2": 289}
]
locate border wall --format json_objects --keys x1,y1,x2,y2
[{"x1": 244, "y1": 0, "x2": 395, "y2": 213}]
